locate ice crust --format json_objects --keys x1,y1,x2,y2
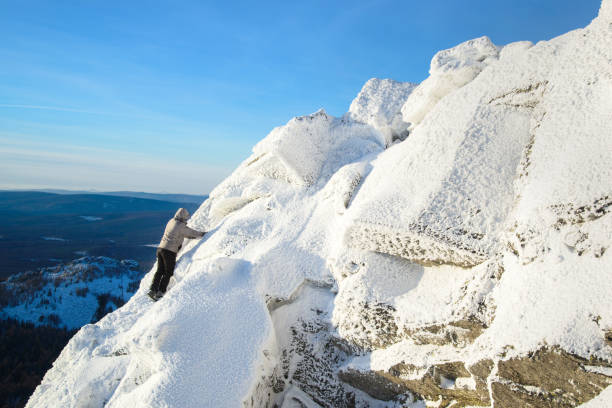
[
  {"x1": 600, "y1": 0, "x2": 612, "y2": 21},
  {"x1": 348, "y1": 78, "x2": 418, "y2": 145},
  {"x1": 28, "y1": 3, "x2": 612, "y2": 407},
  {"x1": 251, "y1": 109, "x2": 384, "y2": 186},
  {"x1": 345, "y1": 11, "x2": 612, "y2": 267},
  {"x1": 401, "y1": 36, "x2": 499, "y2": 127}
]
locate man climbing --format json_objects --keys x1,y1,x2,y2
[{"x1": 148, "y1": 208, "x2": 205, "y2": 301}]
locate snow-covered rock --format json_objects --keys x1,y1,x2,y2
[
  {"x1": 27, "y1": 2, "x2": 612, "y2": 407},
  {"x1": 348, "y1": 78, "x2": 418, "y2": 145},
  {"x1": 344, "y1": 5, "x2": 612, "y2": 268},
  {"x1": 251, "y1": 109, "x2": 384, "y2": 187},
  {"x1": 401, "y1": 36, "x2": 499, "y2": 127},
  {"x1": 600, "y1": 0, "x2": 612, "y2": 21}
]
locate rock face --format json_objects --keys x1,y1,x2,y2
[
  {"x1": 348, "y1": 78, "x2": 417, "y2": 145},
  {"x1": 28, "y1": 2, "x2": 612, "y2": 407},
  {"x1": 401, "y1": 35, "x2": 500, "y2": 127},
  {"x1": 251, "y1": 109, "x2": 384, "y2": 187},
  {"x1": 493, "y1": 348, "x2": 612, "y2": 407},
  {"x1": 340, "y1": 348, "x2": 612, "y2": 408}
]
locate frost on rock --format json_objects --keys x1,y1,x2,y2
[
  {"x1": 348, "y1": 78, "x2": 418, "y2": 145},
  {"x1": 401, "y1": 36, "x2": 499, "y2": 127},
  {"x1": 330, "y1": 249, "x2": 499, "y2": 351},
  {"x1": 599, "y1": 0, "x2": 612, "y2": 21},
  {"x1": 345, "y1": 10, "x2": 612, "y2": 268},
  {"x1": 252, "y1": 109, "x2": 384, "y2": 187},
  {"x1": 345, "y1": 75, "x2": 534, "y2": 266},
  {"x1": 27, "y1": 2, "x2": 612, "y2": 407}
]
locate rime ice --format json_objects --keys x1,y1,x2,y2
[{"x1": 28, "y1": 2, "x2": 612, "y2": 406}]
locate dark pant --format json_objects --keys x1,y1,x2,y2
[{"x1": 150, "y1": 248, "x2": 177, "y2": 293}]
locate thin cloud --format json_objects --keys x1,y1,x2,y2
[
  {"x1": 0, "y1": 104, "x2": 104, "y2": 115},
  {"x1": 0, "y1": 142, "x2": 231, "y2": 194}
]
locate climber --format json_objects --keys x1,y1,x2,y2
[{"x1": 148, "y1": 208, "x2": 205, "y2": 301}]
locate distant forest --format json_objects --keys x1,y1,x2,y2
[
  {"x1": 0, "y1": 191, "x2": 205, "y2": 278},
  {"x1": 0, "y1": 318, "x2": 76, "y2": 408}
]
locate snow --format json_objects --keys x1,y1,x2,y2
[
  {"x1": 401, "y1": 36, "x2": 499, "y2": 127},
  {"x1": 106, "y1": 258, "x2": 273, "y2": 408},
  {"x1": 579, "y1": 386, "x2": 612, "y2": 407},
  {"x1": 28, "y1": 2, "x2": 612, "y2": 406},
  {"x1": 348, "y1": 78, "x2": 418, "y2": 145},
  {"x1": 599, "y1": 0, "x2": 612, "y2": 21},
  {"x1": 251, "y1": 109, "x2": 384, "y2": 186},
  {"x1": 281, "y1": 385, "x2": 321, "y2": 408},
  {"x1": 345, "y1": 60, "x2": 533, "y2": 266},
  {"x1": 1, "y1": 257, "x2": 142, "y2": 329},
  {"x1": 344, "y1": 3, "x2": 612, "y2": 268},
  {"x1": 584, "y1": 365, "x2": 612, "y2": 377},
  {"x1": 475, "y1": 232, "x2": 612, "y2": 359},
  {"x1": 454, "y1": 377, "x2": 476, "y2": 390},
  {"x1": 28, "y1": 257, "x2": 274, "y2": 408}
]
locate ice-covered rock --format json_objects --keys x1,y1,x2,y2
[
  {"x1": 600, "y1": 0, "x2": 612, "y2": 21},
  {"x1": 344, "y1": 5, "x2": 612, "y2": 268},
  {"x1": 348, "y1": 78, "x2": 417, "y2": 145},
  {"x1": 251, "y1": 109, "x2": 384, "y2": 186},
  {"x1": 401, "y1": 36, "x2": 499, "y2": 127},
  {"x1": 27, "y1": 2, "x2": 612, "y2": 407},
  {"x1": 345, "y1": 77, "x2": 534, "y2": 266}
]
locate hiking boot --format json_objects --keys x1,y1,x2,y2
[
  {"x1": 155, "y1": 291, "x2": 165, "y2": 300},
  {"x1": 147, "y1": 289, "x2": 159, "y2": 301}
]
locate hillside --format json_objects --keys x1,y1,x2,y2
[
  {"x1": 0, "y1": 191, "x2": 202, "y2": 277},
  {"x1": 0, "y1": 256, "x2": 145, "y2": 408},
  {"x1": 27, "y1": 1, "x2": 612, "y2": 407},
  {"x1": 1, "y1": 256, "x2": 144, "y2": 329}
]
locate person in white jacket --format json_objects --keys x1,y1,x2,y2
[{"x1": 148, "y1": 208, "x2": 205, "y2": 301}]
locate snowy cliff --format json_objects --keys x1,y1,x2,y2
[{"x1": 28, "y1": 2, "x2": 612, "y2": 407}]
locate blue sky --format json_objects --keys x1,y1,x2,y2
[{"x1": 0, "y1": 0, "x2": 602, "y2": 194}]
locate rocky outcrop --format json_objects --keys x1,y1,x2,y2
[
  {"x1": 333, "y1": 301, "x2": 402, "y2": 351},
  {"x1": 405, "y1": 319, "x2": 486, "y2": 347},
  {"x1": 339, "y1": 348, "x2": 612, "y2": 408},
  {"x1": 339, "y1": 360, "x2": 490, "y2": 407},
  {"x1": 492, "y1": 348, "x2": 612, "y2": 407},
  {"x1": 348, "y1": 78, "x2": 417, "y2": 146},
  {"x1": 264, "y1": 284, "x2": 377, "y2": 407},
  {"x1": 345, "y1": 224, "x2": 489, "y2": 268}
]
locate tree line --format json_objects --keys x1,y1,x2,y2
[{"x1": 0, "y1": 318, "x2": 76, "y2": 408}]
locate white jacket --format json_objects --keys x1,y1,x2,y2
[{"x1": 158, "y1": 208, "x2": 204, "y2": 253}]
